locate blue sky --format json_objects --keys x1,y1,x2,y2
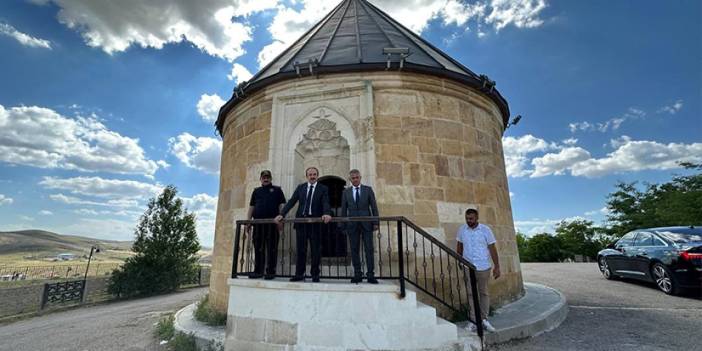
[{"x1": 0, "y1": 0, "x2": 700, "y2": 245}]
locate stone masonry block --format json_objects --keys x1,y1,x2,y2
[
  {"x1": 412, "y1": 136, "x2": 440, "y2": 154},
  {"x1": 265, "y1": 319, "x2": 298, "y2": 345},
  {"x1": 414, "y1": 187, "x2": 445, "y2": 201},
  {"x1": 422, "y1": 92, "x2": 460, "y2": 120},
  {"x1": 377, "y1": 144, "x2": 418, "y2": 163},
  {"x1": 433, "y1": 120, "x2": 463, "y2": 140},
  {"x1": 375, "y1": 115, "x2": 402, "y2": 128},
  {"x1": 402, "y1": 117, "x2": 434, "y2": 137},
  {"x1": 375, "y1": 92, "x2": 419, "y2": 116},
  {"x1": 408, "y1": 163, "x2": 437, "y2": 186},
  {"x1": 377, "y1": 162, "x2": 403, "y2": 185},
  {"x1": 440, "y1": 140, "x2": 463, "y2": 156},
  {"x1": 233, "y1": 316, "x2": 266, "y2": 342},
  {"x1": 375, "y1": 128, "x2": 410, "y2": 145}
]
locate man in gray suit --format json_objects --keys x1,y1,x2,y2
[{"x1": 341, "y1": 169, "x2": 379, "y2": 284}]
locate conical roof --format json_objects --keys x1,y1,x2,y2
[{"x1": 216, "y1": 0, "x2": 510, "y2": 134}]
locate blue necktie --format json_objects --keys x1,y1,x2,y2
[{"x1": 354, "y1": 187, "x2": 359, "y2": 204}]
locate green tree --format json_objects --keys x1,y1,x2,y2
[
  {"x1": 554, "y1": 219, "x2": 603, "y2": 260},
  {"x1": 108, "y1": 185, "x2": 201, "y2": 297},
  {"x1": 516, "y1": 232, "x2": 531, "y2": 262},
  {"x1": 523, "y1": 233, "x2": 565, "y2": 262},
  {"x1": 606, "y1": 163, "x2": 702, "y2": 236}
]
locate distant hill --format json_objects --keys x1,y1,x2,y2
[
  {"x1": 0, "y1": 229, "x2": 132, "y2": 255},
  {"x1": 0, "y1": 230, "x2": 212, "y2": 265}
]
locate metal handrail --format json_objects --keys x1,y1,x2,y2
[{"x1": 232, "y1": 215, "x2": 485, "y2": 344}]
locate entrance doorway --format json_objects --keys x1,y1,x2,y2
[{"x1": 318, "y1": 176, "x2": 347, "y2": 257}]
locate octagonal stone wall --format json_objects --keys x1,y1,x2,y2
[{"x1": 210, "y1": 71, "x2": 522, "y2": 313}]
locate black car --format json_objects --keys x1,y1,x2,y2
[{"x1": 597, "y1": 226, "x2": 702, "y2": 295}]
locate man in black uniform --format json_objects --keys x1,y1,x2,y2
[{"x1": 246, "y1": 170, "x2": 286, "y2": 280}]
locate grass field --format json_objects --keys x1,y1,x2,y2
[{"x1": 0, "y1": 229, "x2": 212, "y2": 269}]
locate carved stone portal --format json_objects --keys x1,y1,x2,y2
[{"x1": 294, "y1": 118, "x2": 350, "y2": 184}]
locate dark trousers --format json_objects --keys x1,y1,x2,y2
[
  {"x1": 295, "y1": 223, "x2": 321, "y2": 278},
  {"x1": 349, "y1": 227, "x2": 374, "y2": 278},
  {"x1": 253, "y1": 224, "x2": 279, "y2": 276}
]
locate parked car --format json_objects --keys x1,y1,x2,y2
[{"x1": 597, "y1": 226, "x2": 702, "y2": 295}]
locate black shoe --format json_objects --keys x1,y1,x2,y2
[
  {"x1": 249, "y1": 273, "x2": 263, "y2": 279},
  {"x1": 264, "y1": 275, "x2": 275, "y2": 280},
  {"x1": 312, "y1": 276, "x2": 320, "y2": 283},
  {"x1": 350, "y1": 276, "x2": 362, "y2": 284},
  {"x1": 367, "y1": 277, "x2": 379, "y2": 284},
  {"x1": 289, "y1": 276, "x2": 304, "y2": 282}
]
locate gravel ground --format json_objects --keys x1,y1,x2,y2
[
  {"x1": 492, "y1": 263, "x2": 702, "y2": 351},
  {"x1": 0, "y1": 287, "x2": 207, "y2": 351}
]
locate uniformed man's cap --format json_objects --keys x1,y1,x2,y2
[{"x1": 260, "y1": 170, "x2": 272, "y2": 178}]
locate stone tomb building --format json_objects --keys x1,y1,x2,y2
[{"x1": 210, "y1": 0, "x2": 523, "y2": 315}]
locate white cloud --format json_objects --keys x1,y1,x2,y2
[
  {"x1": 515, "y1": 216, "x2": 585, "y2": 236},
  {"x1": 39, "y1": 210, "x2": 53, "y2": 216},
  {"x1": 228, "y1": 63, "x2": 254, "y2": 83},
  {"x1": 32, "y1": 0, "x2": 279, "y2": 62},
  {"x1": 570, "y1": 139, "x2": 702, "y2": 178},
  {"x1": 258, "y1": 0, "x2": 548, "y2": 68},
  {"x1": 530, "y1": 147, "x2": 591, "y2": 177},
  {"x1": 40, "y1": 176, "x2": 162, "y2": 199},
  {"x1": 585, "y1": 207, "x2": 609, "y2": 217},
  {"x1": 562, "y1": 138, "x2": 578, "y2": 145},
  {"x1": 502, "y1": 134, "x2": 556, "y2": 177},
  {"x1": 20, "y1": 216, "x2": 35, "y2": 222},
  {"x1": 0, "y1": 23, "x2": 52, "y2": 49},
  {"x1": 658, "y1": 99, "x2": 684, "y2": 115},
  {"x1": 183, "y1": 193, "x2": 218, "y2": 246},
  {"x1": 49, "y1": 193, "x2": 139, "y2": 208},
  {"x1": 196, "y1": 94, "x2": 226, "y2": 123},
  {"x1": 169, "y1": 133, "x2": 222, "y2": 174},
  {"x1": 0, "y1": 105, "x2": 164, "y2": 177},
  {"x1": 485, "y1": 0, "x2": 547, "y2": 30},
  {"x1": 569, "y1": 107, "x2": 646, "y2": 133},
  {"x1": 0, "y1": 194, "x2": 13, "y2": 206},
  {"x1": 505, "y1": 133, "x2": 700, "y2": 178},
  {"x1": 442, "y1": 1, "x2": 486, "y2": 27},
  {"x1": 58, "y1": 218, "x2": 137, "y2": 241}
]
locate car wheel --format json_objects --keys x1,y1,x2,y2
[
  {"x1": 651, "y1": 263, "x2": 679, "y2": 295},
  {"x1": 598, "y1": 257, "x2": 615, "y2": 280}
]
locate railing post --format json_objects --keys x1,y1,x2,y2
[
  {"x1": 41, "y1": 283, "x2": 49, "y2": 309},
  {"x1": 232, "y1": 222, "x2": 242, "y2": 278},
  {"x1": 397, "y1": 220, "x2": 405, "y2": 299},
  {"x1": 469, "y1": 268, "x2": 484, "y2": 340}
]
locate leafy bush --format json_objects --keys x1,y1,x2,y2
[
  {"x1": 155, "y1": 315, "x2": 175, "y2": 341},
  {"x1": 194, "y1": 294, "x2": 227, "y2": 326},
  {"x1": 169, "y1": 333, "x2": 197, "y2": 351}
]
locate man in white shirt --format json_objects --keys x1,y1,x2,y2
[{"x1": 456, "y1": 208, "x2": 501, "y2": 332}]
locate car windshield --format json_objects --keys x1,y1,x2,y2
[{"x1": 656, "y1": 229, "x2": 702, "y2": 243}]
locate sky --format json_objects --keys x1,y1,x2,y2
[{"x1": 0, "y1": 0, "x2": 700, "y2": 246}]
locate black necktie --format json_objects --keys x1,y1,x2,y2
[
  {"x1": 305, "y1": 184, "x2": 314, "y2": 215},
  {"x1": 354, "y1": 187, "x2": 359, "y2": 204}
]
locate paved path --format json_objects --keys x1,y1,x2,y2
[
  {"x1": 493, "y1": 263, "x2": 702, "y2": 351},
  {"x1": 0, "y1": 287, "x2": 207, "y2": 351}
]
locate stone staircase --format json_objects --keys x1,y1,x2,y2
[{"x1": 226, "y1": 278, "x2": 481, "y2": 351}]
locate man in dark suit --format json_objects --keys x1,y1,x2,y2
[
  {"x1": 275, "y1": 167, "x2": 332, "y2": 282},
  {"x1": 340, "y1": 169, "x2": 379, "y2": 284}
]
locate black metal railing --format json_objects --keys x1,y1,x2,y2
[
  {"x1": 41, "y1": 280, "x2": 85, "y2": 308},
  {"x1": 0, "y1": 263, "x2": 122, "y2": 282},
  {"x1": 232, "y1": 216, "x2": 485, "y2": 342}
]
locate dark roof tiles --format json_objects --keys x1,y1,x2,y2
[{"x1": 216, "y1": 0, "x2": 510, "y2": 135}]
